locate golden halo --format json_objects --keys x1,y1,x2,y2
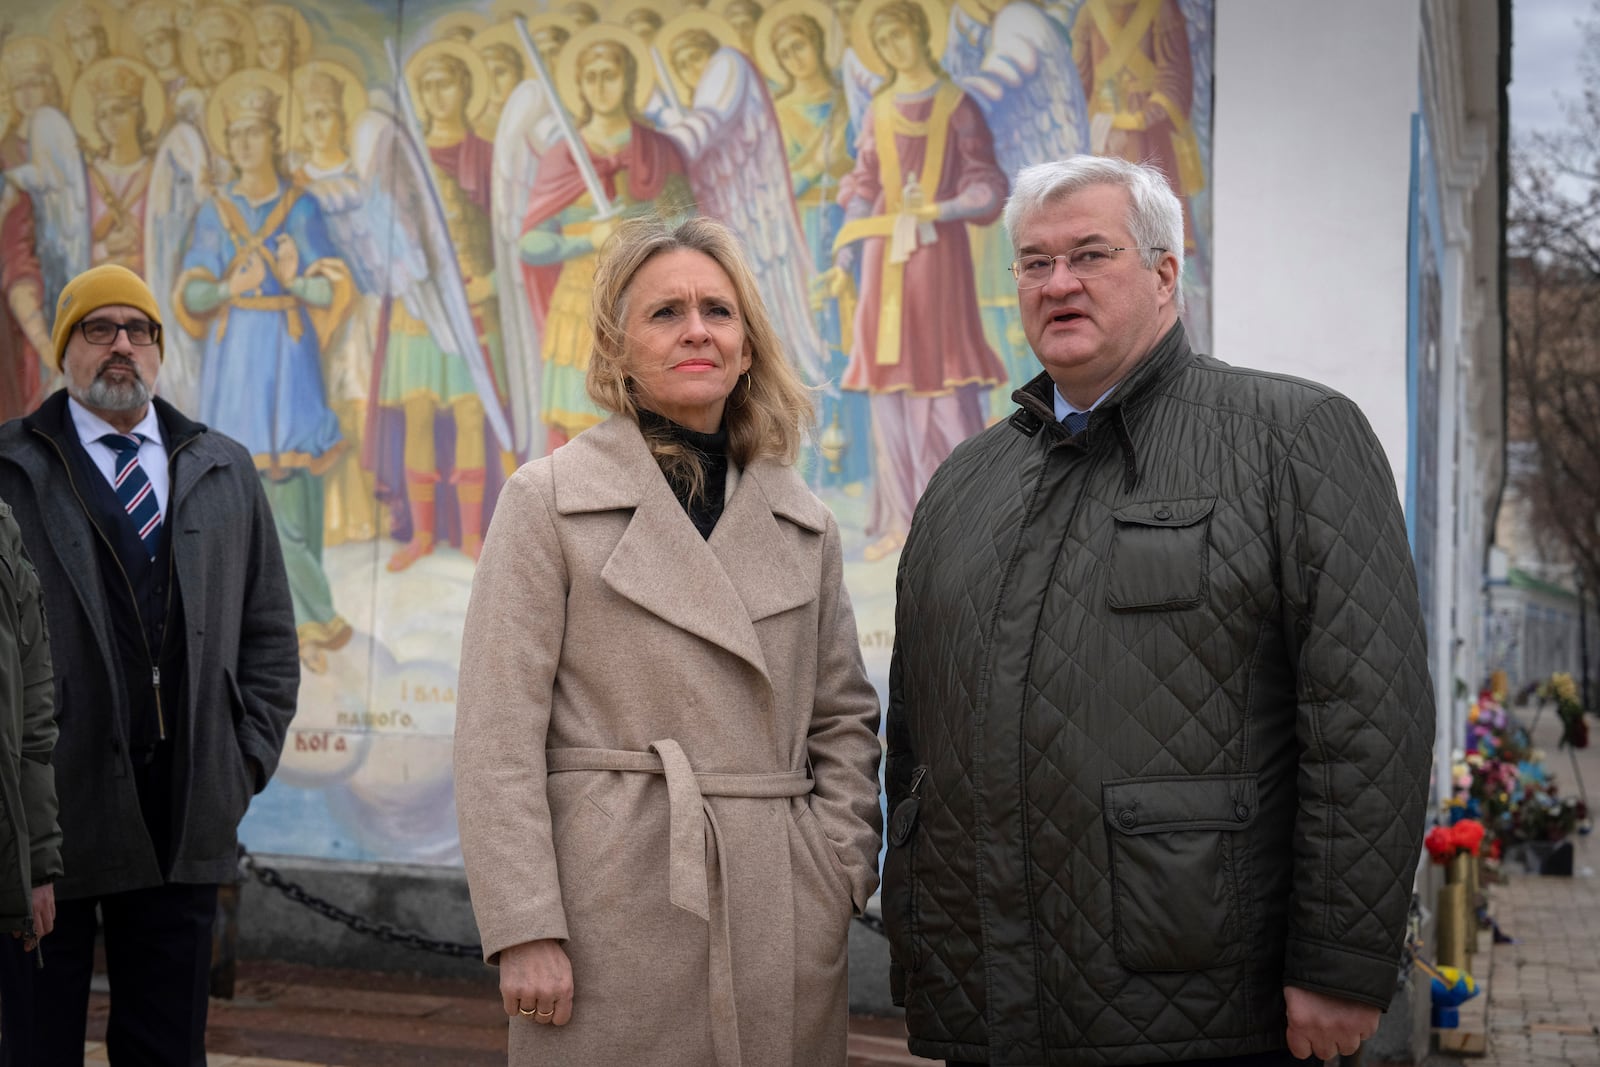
[
  {"x1": 0, "y1": 36, "x2": 77, "y2": 110},
  {"x1": 709, "y1": 0, "x2": 766, "y2": 36},
  {"x1": 559, "y1": 1, "x2": 604, "y2": 26},
  {"x1": 425, "y1": 11, "x2": 490, "y2": 45},
  {"x1": 50, "y1": 1, "x2": 117, "y2": 66},
  {"x1": 554, "y1": 22, "x2": 655, "y2": 118},
  {"x1": 849, "y1": 0, "x2": 946, "y2": 80},
  {"x1": 181, "y1": 5, "x2": 258, "y2": 88},
  {"x1": 405, "y1": 40, "x2": 493, "y2": 128},
  {"x1": 753, "y1": 0, "x2": 836, "y2": 86},
  {"x1": 289, "y1": 61, "x2": 368, "y2": 157},
  {"x1": 251, "y1": 4, "x2": 314, "y2": 76},
  {"x1": 205, "y1": 68, "x2": 290, "y2": 163},
  {"x1": 471, "y1": 17, "x2": 553, "y2": 71},
  {"x1": 119, "y1": 0, "x2": 178, "y2": 62},
  {"x1": 69, "y1": 56, "x2": 165, "y2": 155},
  {"x1": 604, "y1": 0, "x2": 668, "y2": 41},
  {"x1": 514, "y1": 12, "x2": 583, "y2": 65},
  {"x1": 656, "y1": 10, "x2": 738, "y2": 100}
]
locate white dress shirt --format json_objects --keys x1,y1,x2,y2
[
  {"x1": 68, "y1": 398, "x2": 170, "y2": 520},
  {"x1": 1052, "y1": 383, "x2": 1117, "y2": 422}
]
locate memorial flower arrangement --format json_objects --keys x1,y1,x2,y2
[
  {"x1": 1446, "y1": 681, "x2": 1588, "y2": 863},
  {"x1": 1424, "y1": 818, "x2": 1486, "y2": 864}
]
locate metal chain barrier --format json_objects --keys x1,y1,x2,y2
[
  {"x1": 854, "y1": 911, "x2": 887, "y2": 937},
  {"x1": 238, "y1": 848, "x2": 484, "y2": 959},
  {"x1": 238, "y1": 847, "x2": 888, "y2": 955}
]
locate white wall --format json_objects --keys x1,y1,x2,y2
[{"x1": 1212, "y1": 1, "x2": 1422, "y2": 499}]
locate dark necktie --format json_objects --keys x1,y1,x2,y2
[
  {"x1": 100, "y1": 433, "x2": 163, "y2": 557},
  {"x1": 1063, "y1": 410, "x2": 1090, "y2": 436}
]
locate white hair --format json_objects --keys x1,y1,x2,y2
[{"x1": 1004, "y1": 155, "x2": 1185, "y2": 309}]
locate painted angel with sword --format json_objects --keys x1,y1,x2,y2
[
  {"x1": 496, "y1": 21, "x2": 694, "y2": 456},
  {"x1": 496, "y1": 12, "x2": 828, "y2": 459},
  {"x1": 371, "y1": 37, "x2": 519, "y2": 571}
]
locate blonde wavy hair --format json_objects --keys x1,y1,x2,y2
[{"x1": 587, "y1": 215, "x2": 815, "y2": 496}]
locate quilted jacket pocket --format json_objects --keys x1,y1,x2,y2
[
  {"x1": 1103, "y1": 774, "x2": 1257, "y2": 972},
  {"x1": 1106, "y1": 497, "x2": 1214, "y2": 610}
]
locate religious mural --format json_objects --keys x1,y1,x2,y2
[{"x1": 0, "y1": 0, "x2": 1214, "y2": 864}]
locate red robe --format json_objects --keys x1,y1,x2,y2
[
  {"x1": 518, "y1": 123, "x2": 691, "y2": 330},
  {"x1": 837, "y1": 88, "x2": 1008, "y2": 395},
  {"x1": 0, "y1": 190, "x2": 44, "y2": 420}
]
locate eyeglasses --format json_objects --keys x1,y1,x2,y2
[
  {"x1": 1009, "y1": 244, "x2": 1167, "y2": 290},
  {"x1": 78, "y1": 318, "x2": 162, "y2": 347}
]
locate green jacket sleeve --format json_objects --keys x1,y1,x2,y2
[{"x1": 3, "y1": 507, "x2": 59, "y2": 884}]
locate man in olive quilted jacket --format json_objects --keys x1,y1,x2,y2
[{"x1": 883, "y1": 155, "x2": 1435, "y2": 1066}]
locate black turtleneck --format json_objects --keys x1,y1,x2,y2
[{"x1": 638, "y1": 409, "x2": 730, "y2": 539}]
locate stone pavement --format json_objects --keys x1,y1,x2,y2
[
  {"x1": 64, "y1": 960, "x2": 937, "y2": 1066},
  {"x1": 1439, "y1": 700, "x2": 1600, "y2": 1066}
]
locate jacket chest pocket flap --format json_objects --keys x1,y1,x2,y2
[
  {"x1": 1106, "y1": 497, "x2": 1214, "y2": 611},
  {"x1": 1103, "y1": 773, "x2": 1257, "y2": 973}
]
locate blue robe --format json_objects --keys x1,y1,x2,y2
[{"x1": 184, "y1": 182, "x2": 341, "y2": 470}]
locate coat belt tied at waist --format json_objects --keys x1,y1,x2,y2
[{"x1": 544, "y1": 740, "x2": 814, "y2": 1067}]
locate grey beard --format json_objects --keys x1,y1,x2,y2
[{"x1": 71, "y1": 371, "x2": 151, "y2": 412}]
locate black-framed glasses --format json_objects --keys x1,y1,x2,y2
[
  {"x1": 1009, "y1": 244, "x2": 1167, "y2": 290},
  {"x1": 78, "y1": 318, "x2": 161, "y2": 347}
]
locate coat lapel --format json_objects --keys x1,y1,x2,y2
[
  {"x1": 555, "y1": 418, "x2": 777, "y2": 681},
  {"x1": 709, "y1": 458, "x2": 825, "y2": 625}
]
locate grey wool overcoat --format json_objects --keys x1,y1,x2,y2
[{"x1": 454, "y1": 415, "x2": 883, "y2": 1067}]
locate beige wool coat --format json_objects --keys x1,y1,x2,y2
[{"x1": 455, "y1": 416, "x2": 883, "y2": 1067}]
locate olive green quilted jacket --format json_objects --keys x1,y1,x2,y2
[
  {"x1": 884, "y1": 325, "x2": 1435, "y2": 1065},
  {"x1": 0, "y1": 499, "x2": 59, "y2": 939}
]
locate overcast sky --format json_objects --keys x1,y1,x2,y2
[{"x1": 1511, "y1": 0, "x2": 1594, "y2": 139}]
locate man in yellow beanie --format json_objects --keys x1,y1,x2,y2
[{"x1": 0, "y1": 263, "x2": 298, "y2": 1065}]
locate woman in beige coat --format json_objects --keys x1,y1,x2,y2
[{"x1": 455, "y1": 216, "x2": 883, "y2": 1066}]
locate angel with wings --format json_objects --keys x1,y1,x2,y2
[
  {"x1": 287, "y1": 60, "x2": 384, "y2": 549},
  {"x1": 3, "y1": 40, "x2": 211, "y2": 414},
  {"x1": 496, "y1": 23, "x2": 695, "y2": 456},
  {"x1": 942, "y1": 0, "x2": 1089, "y2": 409},
  {"x1": 0, "y1": 37, "x2": 71, "y2": 416},
  {"x1": 369, "y1": 39, "x2": 517, "y2": 571},
  {"x1": 174, "y1": 73, "x2": 354, "y2": 670},
  {"x1": 827, "y1": 0, "x2": 1008, "y2": 563},
  {"x1": 652, "y1": 13, "x2": 828, "y2": 389},
  {"x1": 752, "y1": 0, "x2": 871, "y2": 489}
]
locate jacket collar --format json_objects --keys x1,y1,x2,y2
[
  {"x1": 1008, "y1": 321, "x2": 1194, "y2": 491},
  {"x1": 26, "y1": 390, "x2": 205, "y2": 444},
  {"x1": 21, "y1": 392, "x2": 224, "y2": 505},
  {"x1": 551, "y1": 416, "x2": 827, "y2": 684}
]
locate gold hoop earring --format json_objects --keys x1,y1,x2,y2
[{"x1": 739, "y1": 372, "x2": 752, "y2": 401}]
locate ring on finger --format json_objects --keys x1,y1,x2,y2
[
  {"x1": 535, "y1": 1006, "x2": 555, "y2": 1019},
  {"x1": 517, "y1": 1004, "x2": 538, "y2": 1016}
]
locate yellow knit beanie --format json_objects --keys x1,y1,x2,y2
[{"x1": 50, "y1": 264, "x2": 165, "y2": 371}]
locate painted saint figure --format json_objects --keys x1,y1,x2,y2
[
  {"x1": 1071, "y1": 0, "x2": 1201, "y2": 247},
  {"x1": 831, "y1": 0, "x2": 1007, "y2": 561},
  {"x1": 757, "y1": 2, "x2": 871, "y2": 488},
  {"x1": 175, "y1": 77, "x2": 353, "y2": 672},
  {"x1": 471, "y1": 27, "x2": 527, "y2": 141},
  {"x1": 378, "y1": 42, "x2": 510, "y2": 570},
  {"x1": 290, "y1": 63, "x2": 382, "y2": 548},
  {"x1": 0, "y1": 39, "x2": 63, "y2": 417},
  {"x1": 126, "y1": 2, "x2": 190, "y2": 120},
  {"x1": 72, "y1": 61, "x2": 158, "y2": 276},
  {"x1": 518, "y1": 29, "x2": 694, "y2": 452}
]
